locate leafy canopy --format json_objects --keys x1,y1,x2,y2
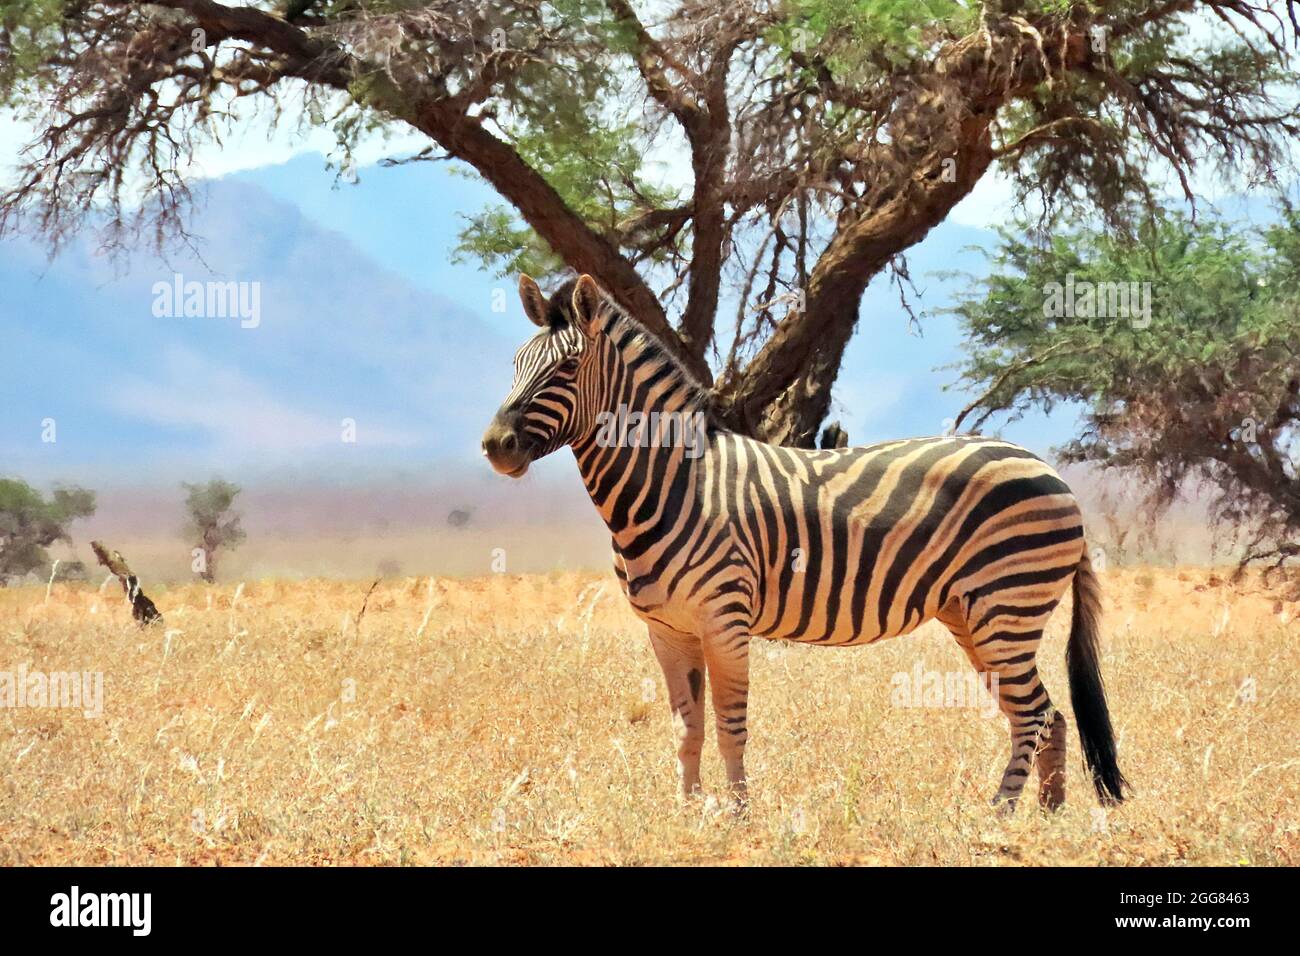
[
  {"x1": 950, "y1": 205, "x2": 1300, "y2": 551},
  {"x1": 0, "y1": 477, "x2": 97, "y2": 584},
  {"x1": 182, "y1": 479, "x2": 247, "y2": 550}
]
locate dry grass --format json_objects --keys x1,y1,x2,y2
[{"x1": 1, "y1": 567, "x2": 1297, "y2": 866}]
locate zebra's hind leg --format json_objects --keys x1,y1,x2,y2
[
  {"x1": 647, "y1": 625, "x2": 707, "y2": 800},
  {"x1": 976, "y1": 624, "x2": 1059, "y2": 814},
  {"x1": 941, "y1": 599, "x2": 1059, "y2": 815}
]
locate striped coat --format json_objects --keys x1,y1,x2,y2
[{"x1": 483, "y1": 274, "x2": 1127, "y2": 811}]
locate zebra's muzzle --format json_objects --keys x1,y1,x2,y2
[{"x1": 481, "y1": 416, "x2": 533, "y2": 478}]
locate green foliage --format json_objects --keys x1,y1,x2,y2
[
  {"x1": 454, "y1": 121, "x2": 679, "y2": 278},
  {"x1": 950, "y1": 205, "x2": 1300, "y2": 532},
  {"x1": 183, "y1": 479, "x2": 245, "y2": 545},
  {"x1": 782, "y1": 0, "x2": 977, "y2": 70},
  {"x1": 0, "y1": 0, "x2": 69, "y2": 107},
  {"x1": 454, "y1": 0, "x2": 1280, "y2": 279},
  {"x1": 952, "y1": 212, "x2": 1288, "y2": 417},
  {"x1": 182, "y1": 479, "x2": 246, "y2": 583},
  {"x1": 452, "y1": 1, "x2": 677, "y2": 281},
  {"x1": 0, "y1": 477, "x2": 96, "y2": 583},
  {"x1": 454, "y1": 205, "x2": 564, "y2": 279}
]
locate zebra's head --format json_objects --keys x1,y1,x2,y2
[{"x1": 481, "y1": 274, "x2": 607, "y2": 478}]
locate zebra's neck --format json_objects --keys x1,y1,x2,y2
[{"x1": 571, "y1": 316, "x2": 714, "y2": 539}]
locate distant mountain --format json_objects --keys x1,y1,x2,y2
[{"x1": 0, "y1": 174, "x2": 516, "y2": 486}]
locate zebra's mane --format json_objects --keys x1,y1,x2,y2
[
  {"x1": 605, "y1": 311, "x2": 717, "y2": 420},
  {"x1": 550, "y1": 277, "x2": 720, "y2": 425}
]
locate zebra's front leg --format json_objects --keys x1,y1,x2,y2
[
  {"x1": 703, "y1": 628, "x2": 751, "y2": 805},
  {"x1": 647, "y1": 625, "x2": 707, "y2": 799}
]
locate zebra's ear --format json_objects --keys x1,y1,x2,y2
[
  {"x1": 571, "y1": 274, "x2": 604, "y2": 339},
  {"x1": 519, "y1": 274, "x2": 549, "y2": 328}
]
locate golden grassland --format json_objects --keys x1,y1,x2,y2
[{"x1": 1, "y1": 567, "x2": 1297, "y2": 866}]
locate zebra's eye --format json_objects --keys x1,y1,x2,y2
[{"x1": 556, "y1": 356, "x2": 580, "y2": 376}]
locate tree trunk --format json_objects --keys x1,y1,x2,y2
[
  {"x1": 718, "y1": 117, "x2": 996, "y2": 445},
  {"x1": 201, "y1": 540, "x2": 216, "y2": 584}
]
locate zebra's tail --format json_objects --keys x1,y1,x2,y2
[{"x1": 1067, "y1": 547, "x2": 1129, "y2": 805}]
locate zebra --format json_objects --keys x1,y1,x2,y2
[{"x1": 482, "y1": 273, "x2": 1128, "y2": 812}]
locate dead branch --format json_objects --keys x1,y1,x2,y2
[{"x1": 90, "y1": 540, "x2": 163, "y2": 627}]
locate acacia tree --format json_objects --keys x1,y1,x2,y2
[
  {"x1": 949, "y1": 207, "x2": 1300, "y2": 571},
  {"x1": 2, "y1": 1, "x2": 1298, "y2": 445},
  {"x1": 182, "y1": 478, "x2": 245, "y2": 582},
  {"x1": 0, "y1": 478, "x2": 96, "y2": 584}
]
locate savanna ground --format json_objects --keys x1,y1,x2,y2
[{"x1": 1, "y1": 567, "x2": 1297, "y2": 865}]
